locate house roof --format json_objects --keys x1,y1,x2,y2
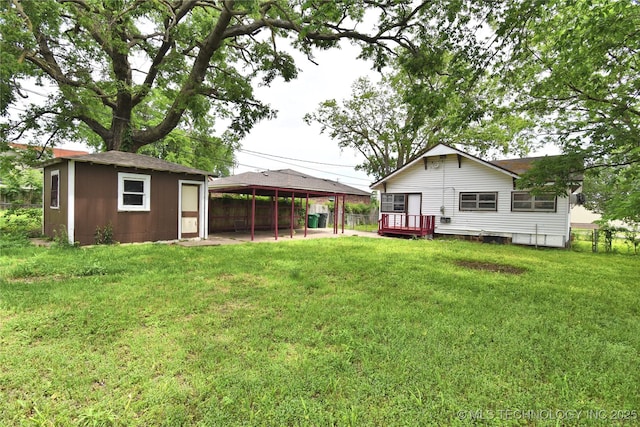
[
  {"x1": 490, "y1": 156, "x2": 553, "y2": 175},
  {"x1": 9, "y1": 143, "x2": 89, "y2": 158},
  {"x1": 209, "y1": 169, "x2": 371, "y2": 197},
  {"x1": 371, "y1": 143, "x2": 519, "y2": 189},
  {"x1": 44, "y1": 151, "x2": 212, "y2": 176},
  {"x1": 370, "y1": 143, "x2": 564, "y2": 190}
]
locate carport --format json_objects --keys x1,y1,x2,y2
[{"x1": 208, "y1": 169, "x2": 371, "y2": 241}]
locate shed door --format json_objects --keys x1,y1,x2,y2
[
  {"x1": 181, "y1": 184, "x2": 199, "y2": 238},
  {"x1": 407, "y1": 194, "x2": 421, "y2": 227}
]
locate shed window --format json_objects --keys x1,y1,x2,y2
[
  {"x1": 511, "y1": 192, "x2": 556, "y2": 212},
  {"x1": 50, "y1": 170, "x2": 60, "y2": 209},
  {"x1": 118, "y1": 173, "x2": 150, "y2": 211},
  {"x1": 459, "y1": 192, "x2": 497, "y2": 211},
  {"x1": 381, "y1": 193, "x2": 406, "y2": 213}
]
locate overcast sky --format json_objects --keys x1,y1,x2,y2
[{"x1": 232, "y1": 43, "x2": 380, "y2": 192}]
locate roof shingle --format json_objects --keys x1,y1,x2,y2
[
  {"x1": 209, "y1": 169, "x2": 370, "y2": 196},
  {"x1": 490, "y1": 156, "x2": 557, "y2": 175},
  {"x1": 46, "y1": 151, "x2": 212, "y2": 176}
]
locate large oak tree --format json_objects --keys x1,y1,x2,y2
[{"x1": 1, "y1": 0, "x2": 453, "y2": 169}]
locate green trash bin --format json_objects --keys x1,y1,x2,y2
[
  {"x1": 307, "y1": 213, "x2": 319, "y2": 228},
  {"x1": 317, "y1": 212, "x2": 328, "y2": 228}
]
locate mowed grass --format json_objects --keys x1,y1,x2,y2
[{"x1": 0, "y1": 237, "x2": 638, "y2": 426}]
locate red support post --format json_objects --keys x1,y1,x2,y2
[
  {"x1": 274, "y1": 189, "x2": 279, "y2": 240},
  {"x1": 251, "y1": 188, "x2": 256, "y2": 241},
  {"x1": 290, "y1": 193, "x2": 295, "y2": 239},
  {"x1": 304, "y1": 193, "x2": 309, "y2": 237},
  {"x1": 333, "y1": 194, "x2": 338, "y2": 234},
  {"x1": 342, "y1": 194, "x2": 346, "y2": 234}
]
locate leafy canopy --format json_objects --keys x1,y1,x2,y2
[
  {"x1": 1, "y1": 0, "x2": 448, "y2": 172},
  {"x1": 305, "y1": 63, "x2": 534, "y2": 180},
  {"x1": 490, "y1": 0, "x2": 640, "y2": 194}
]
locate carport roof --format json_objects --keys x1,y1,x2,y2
[{"x1": 208, "y1": 169, "x2": 371, "y2": 197}]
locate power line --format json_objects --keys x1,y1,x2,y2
[
  {"x1": 181, "y1": 132, "x2": 373, "y2": 185},
  {"x1": 6, "y1": 105, "x2": 28, "y2": 112},
  {"x1": 239, "y1": 147, "x2": 359, "y2": 168},
  {"x1": 18, "y1": 86, "x2": 52, "y2": 97},
  {"x1": 238, "y1": 149, "x2": 371, "y2": 182},
  {"x1": 229, "y1": 163, "x2": 372, "y2": 191},
  {"x1": 6, "y1": 102, "x2": 373, "y2": 188}
]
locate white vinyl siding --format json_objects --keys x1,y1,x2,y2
[{"x1": 374, "y1": 145, "x2": 571, "y2": 247}]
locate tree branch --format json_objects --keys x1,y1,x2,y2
[
  {"x1": 133, "y1": 0, "x2": 237, "y2": 147},
  {"x1": 132, "y1": 0, "x2": 199, "y2": 105}
]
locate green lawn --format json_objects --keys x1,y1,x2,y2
[{"x1": 1, "y1": 237, "x2": 638, "y2": 426}]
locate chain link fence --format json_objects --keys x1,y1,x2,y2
[{"x1": 328, "y1": 211, "x2": 379, "y2": 232}]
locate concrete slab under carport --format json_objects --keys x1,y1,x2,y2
[{"x1": 177, "y1": 228, "x2": 387, "y2": 247}]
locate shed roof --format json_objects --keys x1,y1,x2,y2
[
  {"x1": 209, "y1": 169, "x2": 371, "y2": 197},
  {"x1": 44, "y1": 151, "x2": 212, "y2": 176}
]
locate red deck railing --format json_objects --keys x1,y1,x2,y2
[{"x1": 378, "y1": 214, "x2": 435, "y2": 237}]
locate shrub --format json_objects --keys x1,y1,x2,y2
[
  {"x1": 94, "y1": 223, "x2": 114, "y2": 245},
  {"x1": 51, "y1": 225, "x2": 78, "y2": 249},
  {"x1": 328, "y1": 202, "x2": 372, "y2": 215},
  {"x1": 0, "y1": 207, "x2": 42, "y2": 238}
]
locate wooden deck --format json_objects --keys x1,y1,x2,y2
[{"x1": 377, "y1": 214, "x2": 435, "y2": 237}]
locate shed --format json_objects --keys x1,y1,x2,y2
[
  {"x1": 42, "y1": 151, "x2": 211, "y2": 245},
  {"x1": 208, "y1": 169, "x2": 371, "y2": 240}
]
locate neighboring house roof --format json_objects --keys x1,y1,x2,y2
[
  {"x1": 490, "y1": 156, "x2": 552, "y2": 175},
  {"x1": 370, "y1": 143, "x2": 565, "y2": 190},
  {"x1": 43, "y1": 151, "x2": 212, "y2": 176},
  {"x1": 9, "y1": 143, "x2": 89, "y2": 158},
  {"x1": 209, "y1": 168, "x2": 371, "y2": 197}
]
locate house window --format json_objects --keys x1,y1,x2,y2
[
  {"x1": 381, "y1": 193, "x2": 406, "y2": 213},
  {"x1": 50, "y1": 170, "x2": 60, "y2": 209},
  {"x1": 459, "y1": 192, "x2": 497, "y2": 211},
  {"x1": 511, "y1": 192, "x2": 556, "y2": 212},
  {"x1": 118, "y1": 172, "x2": 151, "y2": 211}
]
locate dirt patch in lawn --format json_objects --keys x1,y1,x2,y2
[{"x1": 455, "y1": 260, "x2": 527, "y2": 275}]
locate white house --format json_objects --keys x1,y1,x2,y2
[{"x1": 370, "y1": 143, "x2": 578, "y2": 248}]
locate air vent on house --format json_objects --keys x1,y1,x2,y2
[
  {"x1": 570, "y1": 193, "x2": 586, "y2": 205},
  {"x1": 440, "y1": 217, "x2": 451, "y2": 224}
]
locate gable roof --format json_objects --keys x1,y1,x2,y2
[
  {"x1": 370, "y1": 143, "x2": 565, "y2": 190},
  {"x1": 209, "y1": 168, "x2": 371, "y2": 197},
  {"x1": 370, "y1": 143, "x2": 519, "y2": 189},
  {"x1": 44, "y1": 151, "x2": 212, "y2": 176}
]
